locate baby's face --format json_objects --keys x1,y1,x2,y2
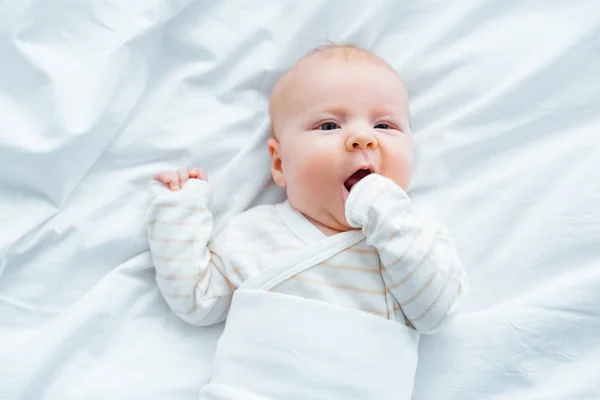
[{"x1": 269, "y1": 55, "x2": 413, "y2": 233}]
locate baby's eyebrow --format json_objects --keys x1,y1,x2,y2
[
  {"x1": 316, "y1": 105, "x2": 347, "y2": 116},
  {"x1": 372, "y1": 106, "x2": 410, "y2": 129},
  {"x1": 371, "y1": 105, "x2": 400, "y2": 117}
]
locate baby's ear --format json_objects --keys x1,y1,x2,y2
[{"x1": 267, "y1": 138, "x2": 286, "y2": 188}]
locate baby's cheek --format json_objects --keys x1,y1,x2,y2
[
  {"x1": 300, "y1": 150, "x2": 336, "y2": 195},
  {"x1": 284, "y1": 145, "x2": 326, "y2": 185},
  {"x1": 285, "y1": 152, "x2": 329, "y2": 209},
  {"x1": 385, "y1": 145, "x2": 413, "y2": 189},
  {"x1": 306, "y1": 151, "x2": 333, "y2": 171},
  {"x1": 396, "y1": 167, "x2": 412, "y2": 190}
]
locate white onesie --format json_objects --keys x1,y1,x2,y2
[{"x1": 146, "y1": 173, "x2": 467, "y2": 334}]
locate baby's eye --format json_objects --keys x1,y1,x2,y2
[
  {"x1": 319, "y1": 122, "x2": 340, "y2": 131},
  {"x1": 374, "y1": 123, "x2": 391, "y2": 129}
]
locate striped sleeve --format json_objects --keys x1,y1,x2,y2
[
  {"x1": 146, "y1": 178, "x2": 234, "y2": 327},
  {"x1": 345, "y1": 174, "x2": 468, "y2": 334}
]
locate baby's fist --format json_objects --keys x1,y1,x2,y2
[{"x1": 155, "y1": 168, "x2": 207, "y2": 191}]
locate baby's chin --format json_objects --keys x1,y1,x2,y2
[
  {"x1": 342, "y1": 184, "x2": 351, "y2": 202},
  {"x1": 318, "y1": 217, "x2": 355, "y2": 236},
  {"x1": 324, "y1": 205, "x2": 357, "y2": 234},
  {"x1": 287, "y1": 190, "x2": 354, "y2": 235},
  {"x1": 299, "y1": 203, "x2": 352, "y2": 236}
]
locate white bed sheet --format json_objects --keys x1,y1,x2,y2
[{"x1": 1, "y1": 0, "x2": 599, "y2": 399}]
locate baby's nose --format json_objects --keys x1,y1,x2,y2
[{"x1": 346, "y1": 134, "x2": 378, "y2": 151}]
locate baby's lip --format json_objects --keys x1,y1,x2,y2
[
  {"x1": 344, "y1": 163, "x2": 376, "y2": 180},
  {"x1": 343, "y1": 164, "x2": 376, "y2": 193},
  {"x1": 359, "y1": 163, "x2": 376, "y2": 174}
]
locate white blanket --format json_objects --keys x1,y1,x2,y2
[
  {"x1": 200, "y1": 231, "x2": 419, "y2": 400},
  {"x1": 1, "y1": 0, "x2": 599, "y2": 399}
]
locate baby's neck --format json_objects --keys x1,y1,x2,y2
[{"x1": 302, "y1": 213, "x2": 351, "y2": 237}]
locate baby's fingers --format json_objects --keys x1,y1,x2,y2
[
  {"x1": 176, "y1": 169, "x2": 193, "y2": 189},
  {"x1": 155, "y1": 171, "x2": 181, "y2": 191},
  {"x1": 188, "y1": 167, "x2": 207, "y2": 180}
]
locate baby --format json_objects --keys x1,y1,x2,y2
[{"x1": 147, "y1": 44, "x2": 467, "y2": 399}]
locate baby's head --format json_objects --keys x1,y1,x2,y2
[{"x1": 268, "y1": 44, "x2": 413, "y2": 234}]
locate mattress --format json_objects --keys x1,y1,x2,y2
[{"x1": 1, "y1": 0, "x2": 599, "y2": 398}]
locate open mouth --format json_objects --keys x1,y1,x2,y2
[{"x1": 344, "y1": 168, "x2": 372, "y2": 192}]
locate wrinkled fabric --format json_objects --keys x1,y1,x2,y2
[{"x1": 0, "y1": 0, "x2": 599, "y2": 399}]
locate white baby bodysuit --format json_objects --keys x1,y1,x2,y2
[{"x1": 146, "y1": 173, "x2": 467, "y2": 333}]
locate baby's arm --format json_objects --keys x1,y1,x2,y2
[
  {"x1": 345, "y1": 174, "x2": 467, "y2": 334},
  {"x1": 147, "y1": 168, "x2": 234, "y2": 326}
]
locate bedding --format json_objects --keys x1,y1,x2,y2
[{"x1": 1, "y1": 0, "x2": 599, "y2": 398}]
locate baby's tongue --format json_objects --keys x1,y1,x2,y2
[{"x1": 344, "y1": 169, "x2": 370, "y2": 190}]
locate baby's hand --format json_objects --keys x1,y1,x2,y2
[{"x1": 155, "y1": 168, "x2": 207, "y2": 191}]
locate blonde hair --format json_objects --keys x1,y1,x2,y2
[{"x1": 305, "y1": 42, "x2": 376, "y2": 59}]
